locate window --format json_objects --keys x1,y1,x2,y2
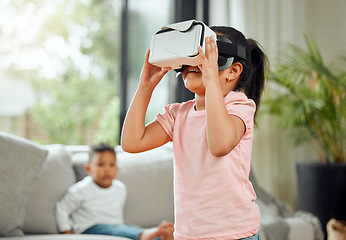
[
  {"x1": 0, "y1": 0, "x2": 124, "y2": 145},
  {"x1": 120, "y1": 0, "x2": 174, "y2": 126},
  {"x1": 0, "y1": 0, "x2": 204, "y2": 145}
]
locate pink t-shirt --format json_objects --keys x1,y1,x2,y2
[{"x1": 155, "y1": 91, "x2": 260, "y2": 240}]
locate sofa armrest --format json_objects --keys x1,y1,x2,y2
[{"x1": 285, "y1": 217, "x2": 315, "y2": 240}]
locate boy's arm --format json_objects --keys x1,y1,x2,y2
[
  {"x1": 199, "y1": 37, "x2": 245, "y2": 157},
  {"x1": 121, "y1": 50, "x2": 171, "y2": 153},
  {"x1": 55, "y1": 190, "x2": 81, "y2": 234}
]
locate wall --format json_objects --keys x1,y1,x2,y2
[{"x1": 305, "y1": 0, "x2": 346, "y2": 71}]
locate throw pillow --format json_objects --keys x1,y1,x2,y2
[
  {"x1": 71, "y1": 151, "x2": 90, "y2": 181},
  {"x1": 0, "y1": 132, "x2": 48, "y2": 237},
  {"x1": 22, "y1": 145, "x2": 76, "y2": 234}
]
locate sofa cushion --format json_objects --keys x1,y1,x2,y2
[
  {"x1": 0, "y1": 234, "x2": 129, "y2": 240},
  {"x1": 22, "y1": 145, "x2": 76, "y2": 234},
  {"x1": 71, "y1": 144, "x2": 174, "y2": 228},
  {"x1": 117, "y1": 146, "x2": 174, "y2": 228},
  {"x1": 0, "y1": 132, "x2": 48, "y2": 237}
]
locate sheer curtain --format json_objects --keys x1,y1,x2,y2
[
  {"x1": 209, "y1": 0, "x2": 310, "y2": 209},
  {"x1": 209, "y1": 0, "x2": 308, "y2": 58}
]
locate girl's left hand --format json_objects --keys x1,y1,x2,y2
[{"x1": 198, "y1": 36, "x2": 219, "y2": 87}]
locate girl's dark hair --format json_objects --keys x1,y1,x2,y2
[
  {"x1": 211, "y1": 26, "x2": 269, "y2": 119},
  {"x1": 89, "y1": 142, "x2": 115, "y2": 161}
]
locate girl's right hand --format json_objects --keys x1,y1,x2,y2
[
  {"x1": 139, "y1": 49, "x2": 171, "y2": 91},
  {"x1": 121, "y1": 49, "x2": 172, "y2": 153}
]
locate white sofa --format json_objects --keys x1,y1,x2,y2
[
  {"x1": 0, "y1": 132, "x2": 323, "y2": 239},
  {"x1": 0, "y1": 132, "x2": 173, "y2": 240}
]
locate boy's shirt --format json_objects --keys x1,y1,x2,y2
[{"x1": 55, "y1": 176, "x2": 126, "y2": 234}]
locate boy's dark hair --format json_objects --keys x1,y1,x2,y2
[
  {"x1": 89, "y1": 142, "x2": 116, "y2": 161},
  {"x1": 211, "y1": 26, "x2": 269, "y2": 120}
]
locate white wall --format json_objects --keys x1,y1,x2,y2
[
  {"x1": 305, "y1": 0, "x2": 346, "y2": 71},
  {"x1": 210, "y1": 0, "x2": 346, "y2": 209}
]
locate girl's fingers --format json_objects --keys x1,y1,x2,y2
[
  {"x1": 209, "y1": 37, "x2": 217, "y2": 56},
  {"x1": 210, "y1": 37, "x2": 217, "y2": 52},
  {"x1": 198, "y1": 46, "x2": 206, "y2": 59},
  {"x1": 157, "y1": 67, "x2": 171, "y2": 80},
  {"x1": 199, "y1": 36, "x2": 218, "y2": 63},
  {"x1": 203, "y1": 36, "x2": 218, "y2": 59},
  {"x1": 144, "y1": 49, "x2": 150, "y2": 63},
  {"x1": 205, "y1": 37, "x2": 211, "y2": 57}
]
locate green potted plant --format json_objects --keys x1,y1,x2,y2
[{"x1": 263, "y1": 35, "x2": 346, "y2": 236}]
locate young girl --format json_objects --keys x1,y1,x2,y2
[{"x1": 121, "y1": 26, "x2": 269, "y2": 240}]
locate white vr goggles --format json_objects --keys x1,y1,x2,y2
[{"x1": 149, "y1": 20, "x2": 249, "y2": 72}]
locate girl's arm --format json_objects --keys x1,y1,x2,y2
[
  {"x1": 199, "y1": 37, "x2": 245, "y2": 157},
  {"x1": 121, "y1": 50, "x2": 171, "y2": 153}
]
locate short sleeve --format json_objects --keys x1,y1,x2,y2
[
  {"x1": 155, "y1": 103, "x2": 181, "y2": 140},
  {"x1": 224, "y1": 92, "x2": 256, "y2": 134}
]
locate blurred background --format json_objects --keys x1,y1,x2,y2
[{"x1": 0, "y1": 0, "x2": 345, "y2": 212}]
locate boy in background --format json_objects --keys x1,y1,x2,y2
[{"x1": 55, "y1": 142, "x2": 173, "y2": 240}]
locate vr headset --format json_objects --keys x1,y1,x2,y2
[{"x1": 149, "y1": 20, "x2": 248, "y2": 72}]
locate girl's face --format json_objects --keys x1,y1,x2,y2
[
  {"x1": 182, "y1": 65, "x2": 231, "y2": 96},
  {"x1": 85, "y1": 151, "x2": 118, "y2": 188},
  {"x1": 182, "y1": 66, "x2": 204, "y2": 94}
]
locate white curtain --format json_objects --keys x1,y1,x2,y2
[{"x1": 209, "y1": 0, "x2": 308, "y2": 58}]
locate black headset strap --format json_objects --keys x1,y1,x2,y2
[{"x1": 216, "y1": 35, "x2": 248, "y2": 61}]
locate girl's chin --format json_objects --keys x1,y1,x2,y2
[
  {"x1": 184, "y1": 76, "x2": 202, "y2": 85},
  {"x1": 184, "y1": 83, "x2": 205, "y2": 95}
]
